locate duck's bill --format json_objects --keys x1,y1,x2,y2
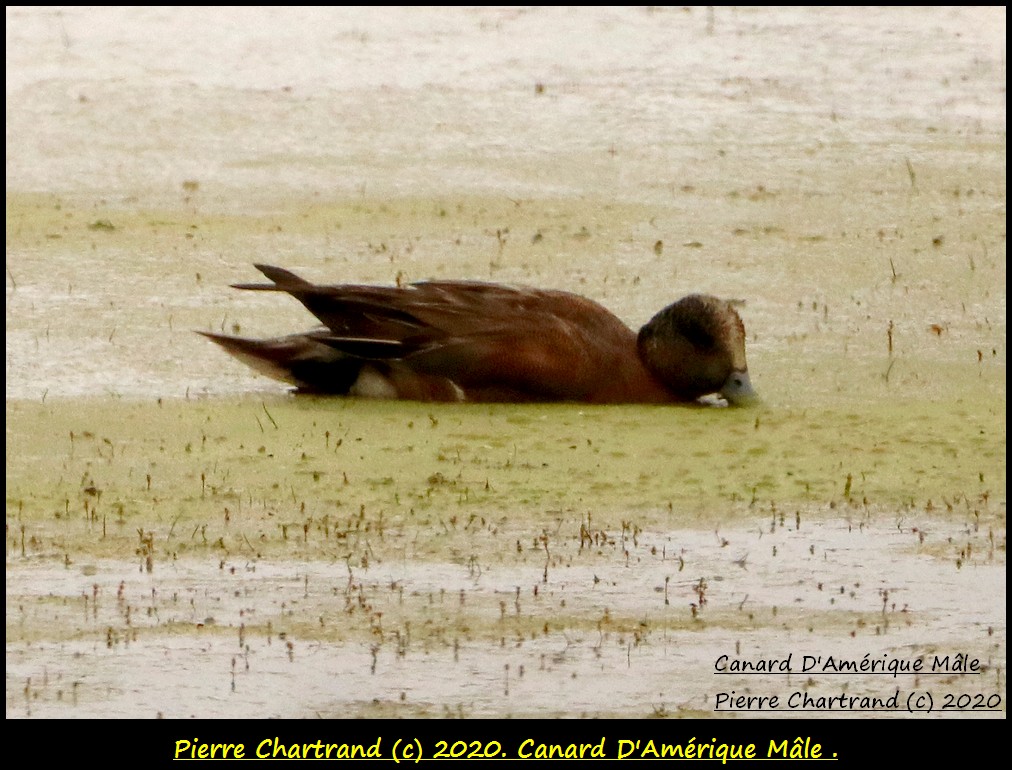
[{"x1": 719, "y1": 369, "x2": 758, "y2": 406}]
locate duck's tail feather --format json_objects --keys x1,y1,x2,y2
[
  {"x1": 197, "y1": 330, "x2": 363, "y2": 393},
  {"x1": 231, "y1": 264, "x2": 313, "y2": 291}
]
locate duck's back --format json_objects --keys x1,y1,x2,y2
[{"x1": 281, "y1": 278, "x2": 672, "y2": 402}]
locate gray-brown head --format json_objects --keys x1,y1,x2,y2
[{"x1": 637, "y1": 294, "x2": 756, "y2": 405}]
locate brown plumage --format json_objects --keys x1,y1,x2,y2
[{"x1": 200, "y1": 264, "x2": 757, "y2": 405}]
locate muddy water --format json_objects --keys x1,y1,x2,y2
[{"x1": 5, "y1": 7, "x2": 1006, "y2": 718}]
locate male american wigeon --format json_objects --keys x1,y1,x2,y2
[{"x1": 200, "y1": 264, "x2": 757, "y2": 405}]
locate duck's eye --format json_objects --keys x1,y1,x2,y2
[
  {"x1": 734, "y1": 377, "x2": 743, "y2": 387},
  {"x1": 681, "y1": 320, "x2": 715, "y2": 350}
]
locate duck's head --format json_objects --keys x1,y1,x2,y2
[{"x1": 637, "y1": 294, "x2": 757, "y2": 406}]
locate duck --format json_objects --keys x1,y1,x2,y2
[{"x1": 199, "y1": 264, "x2": 757, "y2": 405}]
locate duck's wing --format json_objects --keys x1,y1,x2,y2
[
  {"x1": 236, "y1": 265, "x2": 661, "y2": 402},
  {"x1": 236, "y1": 265, "x2": 587, "y2": 340}
]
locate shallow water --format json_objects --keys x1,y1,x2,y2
[
  {"x1": 7, "y1": 513, "x2": 1004, "y2": 719},
  {"x1": 5, "y1": 6, "x2": 1006, "y2": 719}
]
